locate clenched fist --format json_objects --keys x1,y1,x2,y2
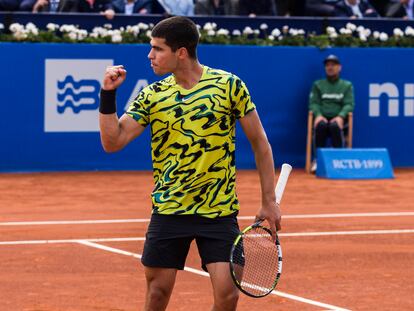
[{"x1": 102, "y1": 65, "x2": 127, "y2": 91}]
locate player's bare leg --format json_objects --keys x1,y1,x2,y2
[
  {"x1": 207, "y1": 262, "x2": 239, "y2": 311},
  {"x1": 144, "y1": 267, "x2": 177, "y2": 311}
]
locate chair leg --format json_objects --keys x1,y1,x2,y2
[
  {"x1": 305, "y1": 111, "x2": 313, "y2": 173},
  {"x1": 347, "y1": 112, "x2": 353, "y2": 148}
]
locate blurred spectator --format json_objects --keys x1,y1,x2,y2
[
  {"x1": 156, "y1": 0, "x2": 194, "y2": 15},
  {"x1": 306, "y1": 0, "x2": 339, "y2": 16},
  {"x1": 77, "y1": 0, "x2": 115, "y2": 19},
  {"x1": 385, "y1": 0, "x2": 413, "y2": 18},
  {"x1": 20, "y1": 0, "x2": 77, "y2": 12},
  {"x1": 195, "y1": 0, "x2": 238, "y2": 15},
  {"x1": 276, "y1": 0, "x2": 306, "y2": 16},
  {"x1": 334, "y1": 0, "x2": 379, "y2": 17},
  {"x1": 238, "y1": 0, "x2": 277, "y2": 16},
  {"x1": 368, "y1": 0, "x2": 389, "y2": 16},
  {"x1": 112, "y1": 0, "x2": 151, "y2": 14},
  {"x1": 0, "y1": 0, "x2": 19, "y2": 10}
]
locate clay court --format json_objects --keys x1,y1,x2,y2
[{"x1": 1, "y1": 169, "x2": 413, "y2": 311}]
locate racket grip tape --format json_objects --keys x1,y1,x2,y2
[{"x1": 275, "y1": 163, "x2": 292, "y2": 204}]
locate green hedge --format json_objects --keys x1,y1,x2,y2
[{"x1": 1, "y1": 21, "x2": 414, "y2": 48}]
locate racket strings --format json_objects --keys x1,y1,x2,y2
[{"x1": 233, "y1": 227, "x2": 280, "y2": 296}]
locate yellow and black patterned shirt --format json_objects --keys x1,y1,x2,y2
[{"x1": 126, "y1": 66, "x2": 255, "y2": 218}]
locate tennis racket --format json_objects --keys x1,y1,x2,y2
[{"x1": 229, "y1": 163, "x2": 292, "y2": 298}]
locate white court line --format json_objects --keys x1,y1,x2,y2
[
  {"x1": 273, "y1": 291, "x2": 351, "y2": 311},
  {"x1": 241, "y1": 211, "x2": 414, "y2": 220},
  {"x1": 78, "y1": 240, "x2": 143, "y2": 259},
  {"x1": 78, "y1": 241, "x2": 351, "y2": 311},
  {"x1": 1, "y1": 228, "x2": 414, "y2": 246},
  {"x1": 1, "y1": 212, "x2": 414, "y2": 226},
  {"x1": 0, "y1": 219, "x2": 149, "y2": 226},
  {"x1": 0, "y1": 237, "x2": 145, "y2": 245},
  {"x1": 280, "y1": 229, "x2": 414, "y2": 237}
]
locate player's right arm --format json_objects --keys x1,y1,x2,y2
[
  {"x1": 100, "y1": 113, "x2": 145, "y2": 153},
  {"x1": 99, "y1": 65, "x2": 146, "y2": 153}
]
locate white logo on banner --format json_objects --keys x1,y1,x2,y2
[
  {"x1": 44, "y1": 59, "x2": 113, "y2": 132},
  {"x1": 332, "y1": 159, "x2": 383, "y2": 169},
  {"x1": 369, "y1": 83, "x2": 414, "y2": 117}
]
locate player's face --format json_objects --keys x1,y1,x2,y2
[
  {"x1": 148, "y1": 37, "x2": 179, "y2": 76},
  {"x1": 325, "y1": 61, "x2": 341, "y2": 79}
]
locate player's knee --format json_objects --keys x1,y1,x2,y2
[
  {"x1": 328, "y1": 121, "x2": 340, "y2": 131},
  {"x1": 214, "y1": 290, "x2": 239, "y2": 311},
  {"x1": 146, "y1": 284, "x2": 171, "y2": 303},
  {"x1": 315, "y1": 121, "x2": 328, "y2": 132}
]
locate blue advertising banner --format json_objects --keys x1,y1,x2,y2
[
  {"x1": 316, "y1": 148, "x2": 394, "y2": 179},
  {"x1": 1, "y1": 43, "x2": 413, "y2": 172}
]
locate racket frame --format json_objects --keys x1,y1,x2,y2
[{"x1": 229, "y1": 220, "x2": 282, "y2": 298}]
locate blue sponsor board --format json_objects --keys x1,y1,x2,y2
[
  {"x1": 0, "y1": 43, "x2": 413, "y2": 172},
  {"x1": 316, "y1": 148, "x2": 394, "y2": 179}
]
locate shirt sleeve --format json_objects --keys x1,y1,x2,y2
[
  {"x1": 229, "y1": 75, "x2": 256, "y2": 119},
  {"x1": 126, "y1": 86, "x2": 151, "y2": 127},
  {"x1": 339, "y1": 83, "x2": 355, "y2": 118},
  {"x1": 186, "y1": 0, "x2": 194, "y2": 15}
]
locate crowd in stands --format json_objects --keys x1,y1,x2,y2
[{"x1": 0, "y1": 0, "x2": 412, "y2": 20}]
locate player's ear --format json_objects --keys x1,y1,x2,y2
[{"x1": 177, "y1": 47, "x2": 188, "y2": 59}]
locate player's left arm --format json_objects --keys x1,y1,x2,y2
[
  {"x1": 339, "y1": 83, "x2": 355, "y2": 117},
  {"x1": 239, "y1": 110, "x2": 281, "y2": 235},
  {"x1": 333, "y1": 83, "x2": 355, "y2": 129}
]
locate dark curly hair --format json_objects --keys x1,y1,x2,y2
[{"x1": 151, "y1": 16, "x2": 199, "y2": 59}]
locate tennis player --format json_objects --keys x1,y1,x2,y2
[{"x1": 99, "y1": 16, "x2": 281, "y2": 311}]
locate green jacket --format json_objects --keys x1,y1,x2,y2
[{"x1": 309, "y1": 78, "x2": 354, "y2": 119}]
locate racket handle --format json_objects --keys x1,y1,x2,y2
[{"x1": 275, "y1": 163, "x2": 292, "y2": 205}]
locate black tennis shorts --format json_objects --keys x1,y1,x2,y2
[{"x1": 141, "y1": 213, "x2": 240, "y2": 272}]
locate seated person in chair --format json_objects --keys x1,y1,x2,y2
[{"x1": 309, "y1": 54, "x2": 355, "y2": 171}]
